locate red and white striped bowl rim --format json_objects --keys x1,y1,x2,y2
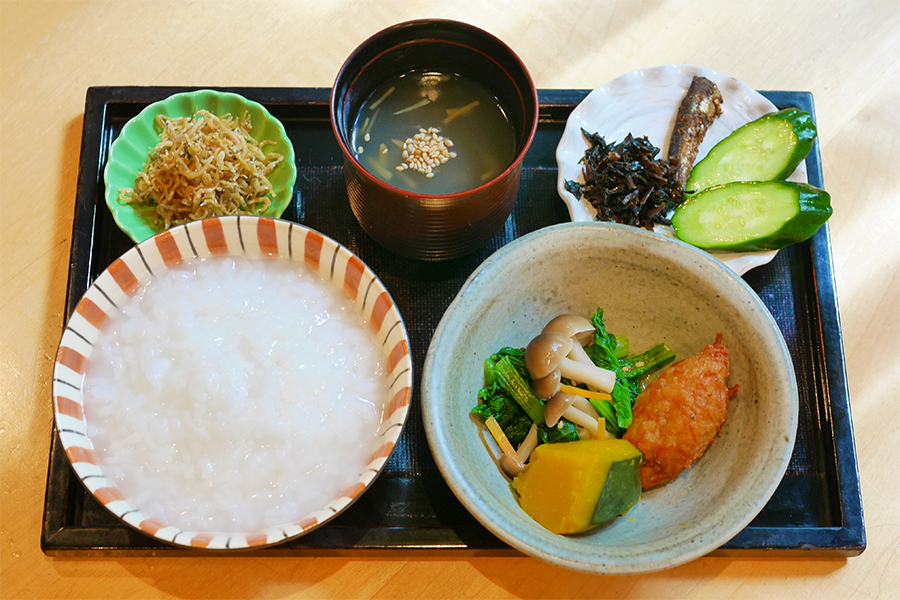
[{"x1": 52, "y1": 216, "x2": 412, "y2": 550}]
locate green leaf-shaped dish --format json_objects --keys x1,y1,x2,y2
[{"x1": 103, "y1": 89, "x2": 297, "y2": 243}]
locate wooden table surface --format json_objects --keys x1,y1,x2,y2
[{"x1": 2, "y1": 1, "x2": 898, "y2": 598}]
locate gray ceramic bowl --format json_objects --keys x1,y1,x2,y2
[{"x1": 422, "y1": 222, "x2": 797, "y2": 573}]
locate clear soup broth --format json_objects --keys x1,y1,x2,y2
[{"x1": 351, "y1": 70, "x2": 517, "y2": 195}]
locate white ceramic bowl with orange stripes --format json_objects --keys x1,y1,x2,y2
[{"x1": 52, "y1": 215, "x2": 412, "y2": 550}]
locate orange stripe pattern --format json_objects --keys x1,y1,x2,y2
[
  {"x1": 343, "y1": 256, "x2": 365, "y2": 300},
  {"x1": 304, "y1": 230, "x2": 324, "y2": 270},
  {"x1": 75, "y1": 297, "x2": 108, "y2": 329},
  {"x1": 108, "y1": 258, "x2": 140, "y2": 296},
  {"x1": 370, "y1": 292, "x2": 392, "y2": 333},
  {"x1": 257, "y1": 217, "x2": 279, "y2": 255},
  {"x1": 339, "y1": 482, "x2": 366, "y2": 500},
  {"x1": 202, "y1": 218, "x2": 228, "y2": 254},
  {"x1": 155, "y1": 231, "x2": 183, "y2": 266},
  {"x1": 57, "y1": 346, "x2": 87, "y2": 375},
  {"x1": 55, "y1": 396, "x2": 84, "y2": 420},
  {"x1": 190, "y1": 533, "x2": 215, "y2": 548},
  {"x1": 244, "y1": 532, "x2": 269, "y2": 547},
  {"x1": 387, "y1": 387, "x2": 411, "y2": 417},
  {"x1": 372, "y1": 441, "x2": 395, "y2": 461},
  {"x1": 66, "y1": 446, "x2": 98, "y2": 465},
  {"x1": 94, "y1": 487, "x2": 125, "y2": 504},
  {"x1": 139, "y1": 518, "x2": 168, "y2": 535},
  {"x1": 295, "y1": 516, "x2": 318, "y2": 530},
  {"x1": 388, "y1": 339, "x2": 408, "y2": 373}
]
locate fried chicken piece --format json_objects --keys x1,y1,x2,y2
[
  {"x1": 623, "y1": 333, "x2": 738, "y2": 489},
  {"x1": 668, "y1": 76, "x2": 723, "y2": 192}
]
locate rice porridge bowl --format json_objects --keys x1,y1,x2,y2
[
  {"x1": 53, "y1": 217, "x2": 412, "y2": 548},
  {"x1": 81, "y1": 254, "x2": 387, "y2": 533}
]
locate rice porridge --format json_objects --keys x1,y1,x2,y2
[{"x1": 82, "y1": 255, "x2": 388, "y2": 533}]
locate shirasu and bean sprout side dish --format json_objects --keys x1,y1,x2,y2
[
  {"x1": 472, "y1": 309, "x2": 739, "y2": 535},
  {"x1": 118, "y1": 110, "x2": 284, "y2": 229}
]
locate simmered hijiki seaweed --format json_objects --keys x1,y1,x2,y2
[{"x1": 565, "y1": 131, "x2": 683, "y2": 230}]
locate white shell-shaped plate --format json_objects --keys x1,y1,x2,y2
[
  {"x1": 52, "y1": 216, "x2": 412, "y2": 550},
  {"x1": 556, "y1": 65, "x2": 808, "y2": 275}
]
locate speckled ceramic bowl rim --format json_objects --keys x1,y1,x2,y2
[
  {"x1": 103, "y1": 89, "x2": 298, "y2": 244},
  {"x1": 52, "y1": 216, "x2": 412, "y2": 551},
  {"x1": 422, "y1": 221, "x2": 798, "y2": 573}
]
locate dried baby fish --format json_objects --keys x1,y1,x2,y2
[{"x1": 118, "y1": 110, "x2": 282, "y2": 229}]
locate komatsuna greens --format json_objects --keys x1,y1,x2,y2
[{"x1": 472, "y1": 308, "x2": 675, "y2": 444}]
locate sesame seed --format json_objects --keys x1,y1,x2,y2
[{"x1": 395, "y1": 125, "x2": 457, "y2": 177}]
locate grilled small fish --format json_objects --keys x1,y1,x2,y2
[{"x1": 668, "y1": 76, "x2": 723, "y2": 192}]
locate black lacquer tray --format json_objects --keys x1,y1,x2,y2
[{"x1": 42, "y1": 87, "x2": 865, "y2": 556}]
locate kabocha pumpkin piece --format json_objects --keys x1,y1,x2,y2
[
  {"x1": 685, "y1": 107, "x2": 817, "y2": 193},
  {"x1": 511, "y1": 439, "x2": 642, "y2": 534}
]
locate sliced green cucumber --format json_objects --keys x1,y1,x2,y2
[
  {"x1": 686, "y1": 108, "x2": 817, "y2": 193},
  {"x1": 671, "y1": 180, "x2": 832, "y2": 251}
]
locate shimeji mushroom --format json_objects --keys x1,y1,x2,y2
[
  {"x1": 498, "y1": 423, "x2": 540, "y2": 477},
  {"x1": 542, "y1": 314, "x2": 596, "y2": 367},
  {"x1": 543, "y1": 391, "x2": 604, "y2": 439},
  {"x1": 531, "y1": 368, "x2": 561, "y2": 400},
  {"x1": 525, "y1": 331, "x2": 616, "y2": 395},
  {"x1": 484, "y1": 417, "x2": 543, "y2": 477}
]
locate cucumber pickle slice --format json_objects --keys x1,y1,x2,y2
[
  {"x1": 671, "y1": 180, "x2": 832, "y2": 251},
  {"x1": 686, "y1": 108, "x2": 817, "y2": 193}
]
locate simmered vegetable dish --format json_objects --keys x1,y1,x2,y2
[{"x1": 472, "y1": 309, "x2": 739, "y2": 534}]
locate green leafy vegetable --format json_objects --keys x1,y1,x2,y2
[
  {"x1": 475, "y1": 349, "x2": 578, "y2": 446},
  {"x1": 473, "y1": 308, "x2": 673, "y2": 444},
  {"x1": 620, "y1": 343, "x2": 676, "y2": 379},
  {"x1": 588, "y1": 395, "x2": 620, "y2": 432},
  {"x1": 491, "y1": 354, "x2": 545, "y2": 425},
  {"x1": 586, "y1": 310, "x2": 675, "y2": 433},
  {"x1": 613, "y1": 335, "x2": 630, "y2": 360},
  {"x1": 483, "y1": 347, "x2": 528, "y2": 386},
  {"x1": 538, "y1": 420, "x2": 581, "y2": 444},
  {"x1": 588, "y1": 310, "x2": 641, "y2": 432},
  {"x1": 472, "y1": 383, "x2": 533, "y2": 446}
]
